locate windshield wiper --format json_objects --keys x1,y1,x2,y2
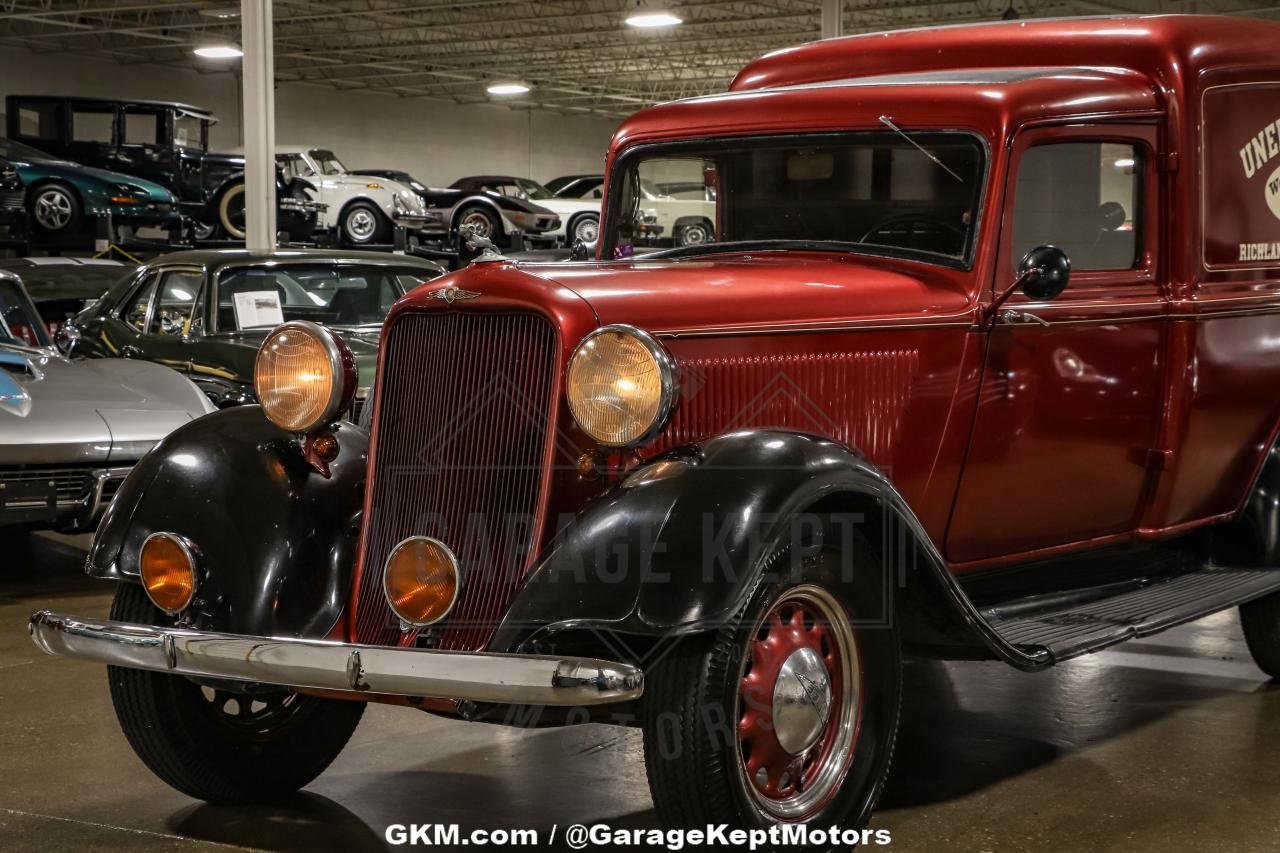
[
  {"x1": 878, "y1": 116, "x2": 963, "y2": 183},
  {"x1": 641, "y1": 239, "x2": 857, "y2": 260}
]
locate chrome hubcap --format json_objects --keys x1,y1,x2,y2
[
  {"x1": 575, "y1": 217, "x2": 599, "y2": 242},
  {"x1": 347, "y1": 209, "x2": 377, "y2": 240},
  {"x1": 34, "y1": 189, "x2": 72, "y2": 230},
  {"x1": 737, "y1": 584, "x2": 861, "y2": 821},
  {"x1": 680, "y1": 223, "x2": 709, "y2": 245},
  {"x1": 772, "y1": 646, "x2": 832, "y2": 755},
  {"x1": 461, "y1": 212, "x2": 492, "y2": 238}
]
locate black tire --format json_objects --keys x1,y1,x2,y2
[
  {"x1": 107, "y1": 584, "x2": 365, "y2": 803},
  {"x1": 29, "y1": 183, "x2": 82, "y2": 235},
  {"x1": 568, "y1": 212, "x2": 599, "y2": 245},
  {"x1": 217, "y1": 183, "x2": 247, "y2": 240},
  {"x1": 642, "y1": 518, "x2": 900, "y2": 842},
  {"x1": 1241, "y1": 590, "x2": 1280, "y2": 679},
  {"x1": 341, "y1": 200, "x2": 387, "y2": 245}
]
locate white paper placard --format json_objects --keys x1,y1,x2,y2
[{"x1": 232, "y1": 291, "x2": 284, "y2": 329}]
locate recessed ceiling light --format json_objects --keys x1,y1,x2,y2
[
  {"x1": 194, "y1": 45, "x2": 243, "y2": 59},
  {"x1": 487, "y1": 82, "x2": 531, "y2": 96},
  {"x1": 199, "y1": 6, "x2": 240, "y2": 18},
  {"x1": 626, "y1": 11, "x2": 683, "y2": 27}
]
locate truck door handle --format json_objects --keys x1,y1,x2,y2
[{"x1": 997, "y1": 309, "x2": 1050, "y2": 327}]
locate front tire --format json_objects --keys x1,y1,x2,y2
[
  {"x1": 107, "y1": 584, "x2": 365, "y2": 803},
  {"x1": 642, "y1": 523, "x2": 901, "y2": 838},
  {"x1": 30, "y1": 183, "x2": 81, "y2": 235},
  {"x1": 569, "y1": 213, "x2": 599, "y2": 245},
  {"x1": 674, "y1": 218, "x2": 714, "y2": 247},
  {"x1": 341, "y1": 200, "x2": 386, "y2": 245},
  {"x1": 217, "y1": 183, "x2": 247, "y2": 240},
  {"x1": 1240, "y1": 590, "x2": 1280, "y2": 679}
]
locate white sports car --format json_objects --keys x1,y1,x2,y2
[
  {"x1": 274, "y1": 146, "x2": 430, "y2": 245},
  {"x1": 449, "y1": 176, "x2": 600, "y2": 246}
]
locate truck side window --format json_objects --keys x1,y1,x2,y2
[
  {"x1": 72, "y1": 109, "x2": 114, "y2": 144},
  {"x1": 16, "y1": 105, "x2": 58, "y2": 140},
  {"x1": 1012, "y1": 142, "x2": 1140, "y2": 271},
  {"x1": 124, "y1": 110, "x2": 160, "y2": 146},
  {"x1": 149, "y1": 271, "x2": 204, "y2": 337},
  {"x1": 122, "y1": 273, "x2": 159, "y2": 332}
]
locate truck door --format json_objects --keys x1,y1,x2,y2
[{"x1": 946, "y1": 124, "x2": 1168, "y2": 563}]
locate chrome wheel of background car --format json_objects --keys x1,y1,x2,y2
[
  {"x1": 676, "y1": 220, "x2": 712, "y2": 247},
  {"x1": 218, "y1": 184, "x2": 247, "y2": 240},
  {"x1": 343, "y1": 203, "x2": 381, "y2": 243},
  {"x1": 32, "y1": 185, "x2": 76, "y2": 231},
  {"x1": 736, "y1": 584, "x2": 861, "y2": 821},
  {"x1": 459, "y1": 209, "x2": 494, "y2": 239},
  {"x1": 191, "y1": 220, "x2": 217, "y2": 241},
  {"x1": 573, "y1": 215, "x2": 599, "y2": 244}
]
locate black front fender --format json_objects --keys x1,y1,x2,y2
[
  {"x1": 88, "y1": 407, "x2": 367, "y2": 639},
  {"x1": 489, "y1": 429, "x2": 1049, "y2": 671}
]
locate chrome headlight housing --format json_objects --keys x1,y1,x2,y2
[
  {"x1": 566, "y1": 324, "x2": 677, "y2": 447},
  {"x1": 254, "y1": 320, "x2": 357, "y2": 434}
]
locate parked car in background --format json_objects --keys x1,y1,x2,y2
[
  {"x1": 0, "y1": 137, "x2": 178, "y2": 241},
  {"x1": 65, "y1": 249, "x2": 445, "y2": 413},
  {"x1": 546, "y1": 172, "x2": 716, "y2": 246},
  {"x1": 5, "y1": 96, "x2": 323, "y2": 242},
  {"x1": 363, "y1": 169, "x2": 561, "y2": 248},
  {"x1": 0, "y1": 270, "x2": 213, "y2": 534},
  {"x1": 449, "y1": 175, "x2": 596, "y2": 246},
  {"x1": 0, "y1": 257, "x2": 131, "y2": 337},
  {"x1": 274, "y1": 148, "x2": 429, "y2": 245},
  {"x1": 545, "y1": 173, "x2": 603, "y2": 197}
]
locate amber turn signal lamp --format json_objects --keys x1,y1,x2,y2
[
  {"x1": 382, "y1": 537, "x2": 461, "y2": 628},
  {"x1": 139, "y1": 532, "x2": 198, "y2": 614}
]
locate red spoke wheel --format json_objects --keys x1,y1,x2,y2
[{"x1": 736, "y1": 585, "x2": 860, "y2": 820}]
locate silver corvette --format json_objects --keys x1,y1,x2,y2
[{"x1": 0, "y1": 270, "x2": 214, "y2": 533}]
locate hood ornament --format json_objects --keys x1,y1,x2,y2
[{"x1": 430, "y1": 285, "x2": 481, "y2": 305}]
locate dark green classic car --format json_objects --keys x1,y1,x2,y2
[{"x1": 66, "y1": 248, "x2": 446, "y2": 413}]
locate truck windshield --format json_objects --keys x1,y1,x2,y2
[
  {"x1": 309, "y1": 150, "x2": 348, "y2": 175},
  {"x1": 214, "y1": 264, "x2": 434, "y2": 331},
  {"x1": 606, "y1": 131, "x2": 985, "y2": 266}
]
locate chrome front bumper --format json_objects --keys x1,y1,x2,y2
[{"x1": 29, "y1": 611, "x2": 643, "y2": 706}]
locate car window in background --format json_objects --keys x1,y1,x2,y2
[
  {"x1": 515, "y1": 178, "x2": 553, "y2": 200},
  {"x1": 215, "y1": 265, "x2": 422, "y2": 330},
  {"x1": 124, "y1": 111, "x2": 160, "y2": 146},
  {"x1": 149, "y1": 270, "x2": 204, "y2": 336},
  {"x1": 309, "y1": 150, "x2": 347, "y2": 175},
  {"x1": 0, "y1": 278, "x2": 49, "y2": 348},
  {"x1": 72, "y1": 109, "x2": 114, "y2": 144},
  {"x1": 122, "y1": 272, "x2": 160, "y2": 332},
  {"x1": 15, "y1": 103, "x2": 58, "y2": 141},
  {"x1": 174, "y1": 113, "x2": 203, "y2": 149}
]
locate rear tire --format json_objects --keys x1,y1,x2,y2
[
  {"x1": 642, "y1": 519, "x2": 900, "y2": 839},
  {"x1": 341, "y1": 200, "x2": 386, "y2": 245},
  {"x1": 1240, "y1": 590, "x2": 1280, "y2": 679},
  {"x1": 569, "y1": 213, "x2": 599, "y2": 245},
  {"x1": 29, "y1": 183, "x2": 82, "y2": 235},
  {"x1": 217, "y1": 183, "x2": 247, "y2": 240},
  {"x1": 107, "y1": 584, "x2": 365, "y2": 803}
]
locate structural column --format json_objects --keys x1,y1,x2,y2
[
  {"x1": 821, "y1": 0, "x2": 843, "y2": 39},
  {"x1": 241, "y1": 0, "x2": 276, "y2": 250}
]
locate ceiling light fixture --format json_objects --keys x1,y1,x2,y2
[
  {"x1": 487, "y1": 81, "x2": 531, "y2": 96},
  {"x1": 198, "y1": 6, "x2": 240, "y2": 18},
  {"x1": 193, "y1": 44, "x2": 243, "y2": 59},
  {"x1": 625, "y1": 1, "x2": 682, "y2": 28}
]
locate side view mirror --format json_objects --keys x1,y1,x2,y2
[
  {"x1": 571, "y1": 238, "x2": 596, "y2": 261},
  {"x1": 1017, "y1": 245, "x2": 1071, "y2": 301},
  {"x1": 55, "y1": 322, "x2": 81, "y2": 355}
]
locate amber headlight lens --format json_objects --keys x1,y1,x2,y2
[
  {"x1": 566, "y1": 325, "x2": 675, "y2": 447},
  {"x1": 382, "y1": 537, "x2": 462, "y2": 627},
  {"x1": 254, "y1": 321, "x2": 356, "y2": 433},
  {"x1": 139, "y1": 532, "x2": 198, "y2": 614}
]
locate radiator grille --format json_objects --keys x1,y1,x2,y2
[
  {"x1": 352, "y1": 311, "x2": 558, "y2": 650},
  {"x1": 0, "y1": 466, "x2": 95, "y2": 505}
]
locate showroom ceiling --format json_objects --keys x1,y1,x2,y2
[{"x1": 0, "y1": 0, "x2": 1275, "y2": 117}]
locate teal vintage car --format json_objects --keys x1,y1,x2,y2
[
  {"x1": 65, "y1": 248, "x2": 446, "y2": 415},
  {"x1": 0, "y1": 136, "x2": 179, "y2": 238}
]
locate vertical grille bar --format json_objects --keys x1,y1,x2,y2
[{"x1": 352, "y1": 311, "x2": 558, "y2": 650}]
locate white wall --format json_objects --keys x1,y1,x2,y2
[{"x1": 0, "y1": 47, "x2": 617, "y2": 187}]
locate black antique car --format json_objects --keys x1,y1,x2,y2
[
  {"x1": 5, "y1": 95, "x2": 324, "y2": 241},
  {"x1": 65, "y1": 248, "x2": 444, "y2": 411}
]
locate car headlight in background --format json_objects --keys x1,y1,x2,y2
[
  {"x1": 254, "y1": 320, "x2": 356, "y2": 433},
  {"x1": 566, "y1": 324, "x2": 677, "y2": 446}
]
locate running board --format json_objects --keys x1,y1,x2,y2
[{"x1": 980, "y1": 566, "x2": 1280, "y2": 663}]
